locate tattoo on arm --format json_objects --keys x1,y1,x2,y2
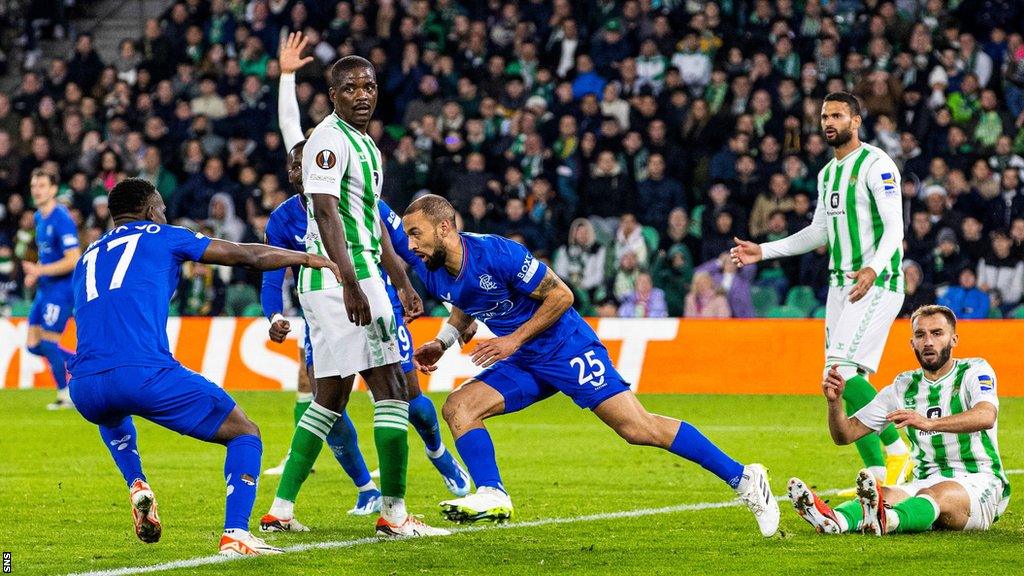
[{"x1": 531, "y1": 269, "x2": 563, "y2": 299}]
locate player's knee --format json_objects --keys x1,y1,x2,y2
[
  {"x1": 616, "y1": 421, "x2": 657, "y2": 446},
  {"x1": 442, "y1": 389, "x2": 479, "y2": 427},
  {"x1": 239, "y1": 416, "x2": 261, "y2": 439}
]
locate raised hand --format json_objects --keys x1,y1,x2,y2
[{"x1": 279, "y1": 32, "x2": 314, "y2": 74}]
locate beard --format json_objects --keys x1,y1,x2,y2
[
  {"x1": 424, "y1": 245, "x2": 447, "y2": 271},
  {"x1": 914, "y1": 343, "x2": 953, "y2": 372},
  {"x1": 825, "y1": 127, "x2": 854, "y2": 147}
]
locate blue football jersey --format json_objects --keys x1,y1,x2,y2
[
  {"x1": 69, "y1": 222, "x2": 211, "y2": 376},
  {"x1": 411, "y1": 233, "x2": 585, "y2": 354},
  {"x1": 261, "y1": 194, "x2": 307, "y2": 317},
  {"x1": 34, "y1": 204, "x2": 79, "y2": 289},
  {"x1": 378, "y1": 199, "x2": 421, "y2": 311}
]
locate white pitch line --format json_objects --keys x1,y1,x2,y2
[{"x1": 64, "y1": 470, "x2": 1024, "y2": 576}]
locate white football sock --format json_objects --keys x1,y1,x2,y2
[
  {"x1": 381, "y1": 496, "x2": 407, "y2": 524},
  {"x1": 269, "y1": 497, "x2": 294, "y2": 519}
]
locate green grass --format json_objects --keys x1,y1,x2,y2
[{"x1": 1, "y1": 390, "x2": 1022, "y2": 575}]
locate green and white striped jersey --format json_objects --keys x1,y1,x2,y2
[
  {"x1": 854, "y1": 358, "x2": 1010, "y2": 496},
  {"x1": 298, "y1": 113, "x2": 384, "y2": 293},
  {"x1": 761, "y1": 142, "x2": 905, "y2": 293}
]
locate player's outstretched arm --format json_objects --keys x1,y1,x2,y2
[
  {"x1": 311, "y1": 193, "x2": 371, "y2": 325},
  {"x1": 471, "y1": 269, "x2": 573, "y2": 368},
  {"x1": 278, "y1": 31, "x2": 312, "y2": 150},
  {"x1": 822, "y1": 365, "x2": 874, "y2": 445},
  {"x1": 740, "y1": 195, "x2": 829, "y2": 265},
  {"x1": 887, "y1": 402, "x2": 997, "y2": 434},
  {"x1": 200, "y1": 238, "x2": 340, "y2": 279},
  {"x1": 22, "y1": 246, "x2": 81, "y2": 287},
  {"x1": 378, "y1": 217, "x2": 423, "y2": 321}
]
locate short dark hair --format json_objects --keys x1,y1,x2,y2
[
  {"x1": 823, "y1": 91, "x2": 862, "y2": 117},
  {"x1": 328, "y1": 56, "x2": 374, "y2": 87},
  {"x1": 109, "y1": 178, "x2": 158, "y2": 218},
  {"x1": 911, "y1": 304, "x2": 957, "y2": 332},
  {"x1": 29, "y1": 168, "x2": 58, "y2": 186},
  {"x1": 405, "y1": 193, "x2": 456, "y2": 228}
]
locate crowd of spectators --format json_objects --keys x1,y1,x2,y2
[{"x1": 2, "y1": 0, "x2": 1024, "y2": 320}]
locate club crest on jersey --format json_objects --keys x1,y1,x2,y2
[
  {"x1": 479, "y1": 274, "x2": 497, "y2": 291},
  {"x1": 316, "y1": 149, "x2": 336, "y2": 169}
]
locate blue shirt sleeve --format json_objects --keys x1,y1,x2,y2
[
  {"x1": 493, "y1": 236, "x2": 547, "y2": 295},
  {"x1": 165, "y1": 224, "x2": 212, "y2": 262},
  {"x1": 379, "y1": 200, "x2": 420, "y2": 269},
  {"x1": 261, "y1": 216, "x2": 287, "y2": 318},
  {"x1": 53, "y1": 209, "x2": 80, "y2": 255}
]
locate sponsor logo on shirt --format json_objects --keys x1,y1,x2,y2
[
  {"x1": 881, "y1": 172, "x2": 898, "y2": 196},
  {"x1": 316, "y1": 149, "x2": 337, "y2": 169},
  {"x1": 479, "y1": 274, "x2": 497, "y2": 291},
  {"x1": 517, "y1": 255, "x2": 540, "y2": 283},
  {"x1": 62, "y1": 234, "x2": 78, "y2": 247},
  {"x1": 308, "y1": 173, "x2": 336, "y2": 184}
]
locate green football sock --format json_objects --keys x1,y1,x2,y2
[
  {"x1": 373, "y1": 399, "x2": 410, "y2": 499},
  {"x1": 293, "y1": 394, "x2": 312, "y2": 427},
  {"x1": 275, "y1": 401, "x2": 338, "y2": 502},
  {"x1": 892, "y1": 496, "x2": 939, "y2": 533},
  {"x1": 843, "y1": 374, "x2": 885, "y2": 469},
  {"x1": 834, "y1": 499, "x2": 863, "y2": 533}
]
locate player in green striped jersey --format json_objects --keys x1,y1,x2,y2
[
  {"x1": 731, "y1": 92, "x2": 911, "y2": 487},
  {"x1": 265, "y1": 55, "x2": 447, "y2": 539},
  {"x1": 788, "y1": 305, "x2": 1009, "y2": 535}
]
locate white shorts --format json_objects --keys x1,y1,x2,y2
[
  {"x1": 824, "y1": 285, "x2": 904, "y2": 374},
  {"x1": 298, "y1": 277, "x2": 401, "y2": 379},
  {"x1": 895, "y1": 473, "x2": 1009, "y2": 531}
]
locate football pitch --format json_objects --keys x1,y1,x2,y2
[{"x1": 2, "y1": 390, "x2": 1021, "y2": 575}]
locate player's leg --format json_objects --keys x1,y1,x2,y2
[
  {"x1": 69, "y1": 368, "x2": 160, "y2": 543},
  {"x1": 26, "y1": 291, "x2": 75, "y2": 409},
  {"x1": 323, "y1": 390, "x2": 382, "y2": 515},
  {"x1": 400, "y1": 322, "x2": 470, "y2": 496},
  {"x1": 438, "y1": 362, "x2": 556, "y2": 523},
  {"x1": 264, "y1": 373, "x2": 353, "y2": 531},
  {"x1": 592, "y1": 391, "x2": 779, "y2": 536},
  {"x1": 264, "y1": 345, "x2": 313, "y2": 476},
  {"x1": 826, "y1": 286, "x2": 908, "y2": 483}
]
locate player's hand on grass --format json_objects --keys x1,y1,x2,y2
[
  {"x1": 730, "y1": 238, "x2": 762, "y2": 268},
  {"x1": 823, "y1": 364, "x2": 845, "y2": 402},
  {"x1": 343, "y1": 283, "x2": 371, "y2": 326},
  {"x1": 886, "y1": 409, "x2": 932, "y2": 431},
  {"x1": 399, "y1": 287, "x2": 423, "y2": 323},
  {"x1": 268, "y1": 317, "x2": 291, "y2": 343},
  {"x1": 279, "y1": 32, "x2": 313, "y2": 74},
  {"x1": 470, "y1": 335, "x2": 520, "y2": 368},
  {"x1": 22, "y1": 261, "x2": 40, "y2": 288},
  {"x1": 846, "y1": 268, "x2": 877, "y2": 303},
  {"x1": 459, "y1": 321, "x2": 479, "y2": 346},
  {"x1": 413, "y1": 339, "x2": 445, "y2": 373}
]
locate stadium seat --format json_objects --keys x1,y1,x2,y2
[
  {"x1": 812, "y1": 305, "x2": 827, "y2": 319},
  {"x1": 225, "y1": 284, "x2": 259, "y2": 316},
  {"x1": 750, "y1": 286, "x2": 778, "y2": 317},
  {"x1": 241, "y1": 303, "x2": 265, "y2": 318},
  {"x1": 785, "y1": 286, "x2": 820, "y2": 316},
  {"x1": 766, "y1": 305, "x2": 807, "y2": 318},
  {"x1": 8, "y1": 300, "x2": 32, "y2": 317},
  {"x1": 1011, "y1": 305, "x2": 1024, "y2": 319}
]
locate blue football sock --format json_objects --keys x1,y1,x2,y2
[
  {"x1": 30, "y1": 341, "x2": 70, "y2": 390},
  {"x1": 99, "y1": 417, "x2": 145, "y2": 486},
  {"x1": 454, "y1": 428, "x2": 503, "y2": 491},
  {"x1": 408, "y1": 394, "x2": 443, "y2": 453},
  {"x1": 223, "y1": 434, "x2": 262, "y2": 531},
  {"x1": 325, "y1": 411, "x2": 372, "y2": 488},
  {"x1": 669, "y1": 421, "x2": 745, "y2": 488}
]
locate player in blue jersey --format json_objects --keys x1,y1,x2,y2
[
  {"x1": 258, "y1": 32, "x2": 468, "y2": 533},
  {"x1": 403, "y1": 195, "x2": 780, "y2": 536},
  {"x1": 22, "y1": 169, "x2": 81, "y2": 410},
  {"x1": 68, "y1": 178, "x2": 339, "y2": 556}
]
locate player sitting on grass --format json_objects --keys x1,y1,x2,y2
[
  {"x1": 68, "y1": 178, "x2": 340, "y2": 556},
  {"x1": 789, "y1": 305, "x2": 1010, "y2": 535},
  {"x1": 404, "y1": 194, "x2": 780, "y2": 537}
]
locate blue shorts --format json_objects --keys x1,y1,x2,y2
[
  {"x1": 476, "y1": 326, "x2": 630, "y2": 412},
  {"x1": 28, "y1": 287, "x2": 74, "y2": 333},
  {"x1": 303, "y1": 322, "x2": 313, "y2": 368},
  {"x1": 70, "y1": 364, "x2": 237, "y2": 441},
  {"x1": 395, "y1": 311, "x2": 415, "y2": 374}
]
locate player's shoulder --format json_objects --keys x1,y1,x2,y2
[
  {"x1": 270, "y1": 194, "x2": 303, "y2": 220},
  {"x1": 862, "y1": 143, "x2": 899, "y2": 170},
  {"x1": 961, "y1": 357, "x2": 996, "y2": 378},
  {"x1": 890, "y1": 368, "x2": 922, "y2": 390},
  {"x1": 377, "y1": 199, "x2": 401, "y2": 229}
]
